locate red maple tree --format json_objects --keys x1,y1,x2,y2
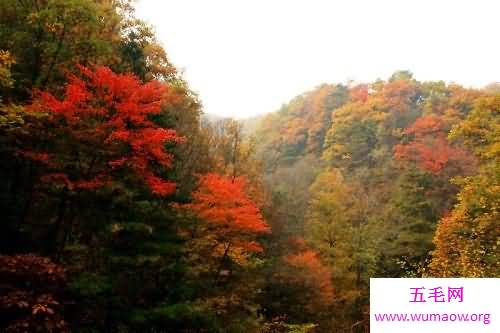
[
  {"x1": 23, "y1": 65, "x2": 183, "y2": 196},
  {"x1": 280, "y1": 249, "x2": 335, "y2": 313},
  {"x1": 180, "y1": 173, "x2": 270, "y2": 277},
  {"x1": 394, "y1": 116, "x2": 464, "y2": 174},
  {"x1": 184, "y1": 173, "x2": 270, "y2": 249}
]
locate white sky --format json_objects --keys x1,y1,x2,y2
[{"x1": 135, "y1": 0, "x2": 500, "y2": 118}]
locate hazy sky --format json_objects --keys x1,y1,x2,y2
[{"x1": 135, "y1": 0, "x2": 500, "y2": 118}]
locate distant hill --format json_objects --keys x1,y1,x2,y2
[
  {"x1": 253, "y1": 83, "x2": 349, "y2": 168},
  {"x1": 201, "y1": 112, "x2": 266, "y2": 138},
  {"x1": 201, "y1": 113, "x2": 227, "y2": 125}
]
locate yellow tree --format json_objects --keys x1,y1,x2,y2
[
  {"x1": 305, "y1": 169, "x2": 378, "y2": 331},
  {"x1": 429, "y1": 95, "x2": 500, "y2": 277}
]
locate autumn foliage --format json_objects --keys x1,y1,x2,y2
[
  {"x1": 1, "y1": 1, "x2": 499, "y2": 329},
  {"x1": 183, "y1": 173, "x2": 269, "y2": 256},
  {"x1": 429, "y1": 96, "x2": 500, "y2": 277},
  {"x1": 0, "y1": 255, "x2": 67, "y2": 333},
  {"x1": 284, "y1": 250, "x2": 335, "y2": 309},
  {"x1": 25, "y1": 65, "x2": 183, "y2": 196},
  {"x1": 394, "y1": 116, "x2": 465, "y2": 174}
]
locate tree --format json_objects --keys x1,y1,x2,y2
[
  {"x1": 389, "y1": 70, "x2": 414, "y2": 82},
  {"x1": 118, "y1": 20, "x2": 178, "y2": 82},
  {"x1": 0, "y1": 50, "x2": 14, "y2": 91},
  {"x1": 176, "y1": 173, "x2": 270, "y2": 332},
  {"x1": 0, "y1": 0, "x2": 178, "y2": 101},
  {"x1": 283, "y1": 249, "x2": 334, "y2": 312},
  {"x1": 259, "y1": 236, "x2": 333, "y2": 331},
  {"x1": 322, "y1": 101, "x2": 380, "y2": 171},
  {"x1": 0, "y1": 255, "x2": 68, "y2": 333},
  {"x1": 0, "y1": 0, "x2": 118, "y2": 97},
  {"x1": 305, "y1": 169, "x2": 376, "y2": 331},
  {"x1": 394, "y1": 115, "x2": 470, "y2": 174},
  {"x1": 181, "y1": 173, "x2": 269, "y2": 279},
  {"x1": 24, "y1": 65, "x2": 183, "y2": 197},
  {"x1": 429, "y1": 95, "x2": 500, "y2": 277},
  {"x1": 255, "y1": 84, "x2": 348, "y2": 169}
]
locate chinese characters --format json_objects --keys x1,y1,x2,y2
[{"x1": 410, "y1": 287, "x2": 463, "y2": 303}]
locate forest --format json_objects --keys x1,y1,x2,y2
[{"x1": 0, "y1": 1, "x2": 498, "y2": 332}]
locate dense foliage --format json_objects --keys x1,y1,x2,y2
[
  {"x1": 0, "y1": 1, "x2": 498, "y2": 333},
  {"x1": 255, "y1": 72, "x2": 498, "y2": 331}
]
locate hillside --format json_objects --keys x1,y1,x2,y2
[
  {"x1": 250, "y1": 72, "x2": 498, "y2": 329},
  {"x1": 0, "y1": 1, "x2": 498, "y2": 332}
]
